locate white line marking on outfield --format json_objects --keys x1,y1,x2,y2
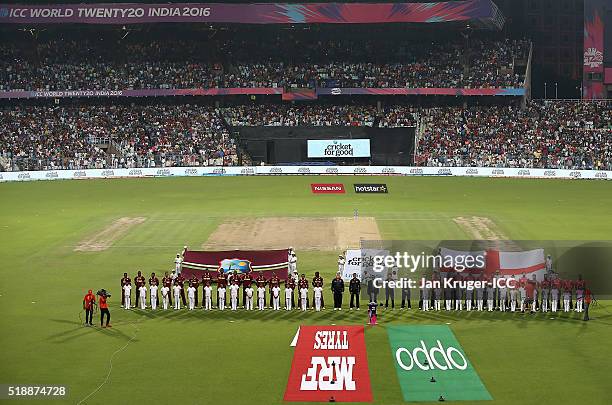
[{"x1": 76, "y1": 320, "x2": 142, "y2": 405}]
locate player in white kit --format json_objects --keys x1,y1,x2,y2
[
  {"x1": 465, "y1": 285, "x2": 473, "y2": 311},
  {"x1": 422, "y1": 282, "x2": 430, "y2": 311},
  {"x1": 174, "y1": 254, "x2": 182, "y2": 274},
  {"x1": 498, "y1": 281, "x2": 507, "y2": 312},
  {"x1": 285, "y1": 284, "x2": 293, "y2": 310},
  {"x1": 245, "y1": 286, "x2": 254, "y2": 310},
  {"x1": 486, "y1": 282, "x2": 495, "y2": 312},
  {"x1": 551, "y1": 284, "x2": 559, "y2": 312},
  {"x1": 300, "y1": 286, "x2": 308, "y2": 311},
  {"x1": 187, "y1": 285, "x2": 196, "y2": 310},
  {"x1": 150, "y1": 284, "x2": 158, "y2": 310},
  {"x1": 509, "y1": 288, "x2": 517, "y2": 311},
  {"x1": 257, "y1": 286, "x2": 266, "y2": 310},
  {"x1": 314, "y1": 286, "x2": 323, "y2": 311},
  {"x1": 476, "y1": 284, "x2": 484, "y2": 311},
  {"x1": 434, "y1": 286, "x2": 442, "y2": 311},
  {"x1": 173, "y1": 284, "x2": 182, "y2": 310},
  {"x1": 230, "y1": 281, "x2": 240, "y2": 311},
  {"x1": 218, "y1": 284, "x2": 226, "y2": 311},
  {"x1": 203, "y1": 283, "x2": 212, "y2": 310},
  {"x1": 288, "y1": 249, "x2": 297, "y2": 273},
  {"x1": 139, "y1": 285, "x2": 147, "y2": 309},
  {"x1": 563, "y1": 288, "x2": 571, "y2": 312},
  {"x1": 161, "y1": 285, "x2": 169, "y2": 310},
  {"x1": 337, "y1": 254, "x2": 346, "y2": 275},
  {"x1": 123, "y1": 283, "x2": 132, "y2": 310},
  {"x1": 272, "y1": 285, "x2": 281, "y2": 310}
]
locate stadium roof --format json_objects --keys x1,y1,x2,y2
[{"x1": 0, "y1": 1, "x2": 505, "y2": 29}]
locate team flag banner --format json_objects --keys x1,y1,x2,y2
[
  {"x1": 387, "y1": 325, "x2": 491, "y2": 402},
  {"x1": 486, "y1": 248, "x2": 546, "y2": 280},
  {"x1": 181, "y1": 249, "x2": 288, "y2": 280},
  {"x1": 284, "y1": 325, "x2": 372, "y2": 402},
  {"x1": 438, "y1": 247, "x2": 546, "y2": 280}
]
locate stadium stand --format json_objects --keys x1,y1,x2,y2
[
  {"x1": 1, "y1": 101, "x2": 609, "y2": 171},
  {"x1": 0, "y1": 37, "x2": 529, "y2": 91}
]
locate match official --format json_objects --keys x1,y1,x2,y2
[
  {"x1": 349, "y1": 273, "x2": 360, "y2": 310},
  {"x1": 331, "y1": 274, "x2": 345, "y2": 310}
]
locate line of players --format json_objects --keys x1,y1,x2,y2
[
  {"x1": 371, "y1": 272, "x2": 588, "y2": 313},
  {"x1": 119, "y1": 270, "x2": 362, "y2": 311}
]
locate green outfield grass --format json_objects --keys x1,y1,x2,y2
[{"x1": 0, "y1": 176, "x2": 611, "y2": 405}]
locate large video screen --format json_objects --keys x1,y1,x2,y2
[{"x1": 307, "y1": 139, "x2": 371, "y2": 158}]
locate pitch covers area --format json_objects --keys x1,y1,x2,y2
[{"x1": 0, "y1": 175, "x2": 611, "y2": 404}]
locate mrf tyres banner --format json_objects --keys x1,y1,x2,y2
[
  {"x1": 387, "y1": 325, "x2": 491, "y2": 402},
  {"x1": 284, "y1": 325, "x2": 372, "y2": 402}
]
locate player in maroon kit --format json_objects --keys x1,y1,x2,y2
[
  {"x1": 134, "y1": 271, "x2": 146, "y2": 308},
  {"x1": 162, "y1": 271, "x2": 173, "y2": 307},
  {"x1": 201, "y1": 272, "x2": 212, "y2": 308},
  {"x1": 174, "y1": 272, "x2": 187, "y2": 306},
  {"x1": 525, "y1": 275, "x2": 538, "y2": 313},
  {"x1": 189, "y1": 275, "x2": 199, "y2": 307},
  {"x1": 120, "y1": 272, "x2": 131, "y2": 307},
  {"x1": 268, "y1": 272, "x2": 280, "y2": 308},
  {"x1": 242, "y1": 272, "x2": 253, "y2": 308},
  {"x1": 575, "y1": 275, "x2": 586, "y2": 312},
  {"x1": 229, "y1": 270, "x2": 241, "y2": 307},
  {"x1": 313, "y1": 272, "x2": 324, "y2": 309},
  {"x1": 285, "y1": 276, "x2": 296, "y2": 310},
  {"x1": 255, "y1": 271, "x2": 267, "y2": 308},
  {"x1": 149, "y1": 272, "x2": 159, "y2": 305},
  {"x1": 298, "y1": 273, "x2": 309, "y2": 309},
  {"x1": 217, "y1": 270, "x2": 228, "y2": 308}
]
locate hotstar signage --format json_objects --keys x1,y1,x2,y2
[
  {"x1": 387, "y1": 325, "x2": 491, "y2": 402},
  {"x1": 353, "y1": 183, "x2": 388, "y2": 193}
]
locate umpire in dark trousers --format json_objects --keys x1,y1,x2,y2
[
  {"x1": 349, "y1": 273, "x2": 361, "y2": 310},
  {"x1": 401, "y1": 283, "x2": 411, "y2": 309},
  {"x1": 331, "y1": 274, "x2": 345, "y2": 311}
]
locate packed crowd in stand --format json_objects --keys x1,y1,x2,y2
[
  {"x1": 1, "y1": 101, "x2": 610, "y2": 172},
  {"x1": 416, "y1": 101, "x2": 612, "y2": 170},
  {"x1": 0, "y1": 104, "x2": 237, "y2": 171},
  {"x1": 222, "y1": 104, "x2": 410, "y2": 127},
  {"x1": 0, "y1": 38, "x2": 528, "y2": 91}
]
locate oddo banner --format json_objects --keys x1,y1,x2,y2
[
  {"x1": 387, "y1": 325, "x2": 491, "y2": 402},
  {"x1": 284, "y1": 325, "x2": 372, "y2": 402}
]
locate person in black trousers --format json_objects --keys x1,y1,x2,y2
[
  {"x1": 385, "y1": 273, "x2": 395, "y2": 309},
  {"x1": 367, "y1": 278, "x2": 379, "y2": 303},
  {"x1": 331, "y1": 274, "x2": 345, "y2": 310},
  {"x1": 349, "y1": 273, "x2": 361, "y2": 310},
  {"x1": 83, "y1": 289, "x2": 96, "y2": 326},
  {"x1": 401, "y1": 283, "x2": 411, "y2": 309}
]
